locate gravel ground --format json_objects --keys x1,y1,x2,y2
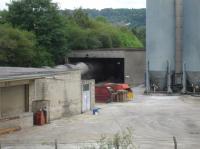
[{"x1": 0, "y1": 86, "x2": 200, "y2": 149}]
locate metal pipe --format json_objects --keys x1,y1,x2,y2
[
  {"x1": 145, "y1": 61, "x2": 150, "y2": 94},
  {"x1": 153, "y1": 84, "x2": 159, "y2": 93},
  {"x1": 167, "y1": 61, "x2": 173, "y2": 94},
  {"x1": 175, "y1": 0, "x2": 183, "y2": 73},
  {"x1": 153, "y1": 84, "x2": 156, "y2": 93},
  {"x1": 173, "y1": 136, "x2": 177, "y2": 149},
  {"x1": 181, "y1": 63, "x2": 186, "y2": 93},
  {"x1": 191, "y1": 84, "x2": 195, "y2": 94}
]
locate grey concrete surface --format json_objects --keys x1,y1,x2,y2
[
  {"x1": 0, "y1": 86, "x2": 200, "y2": 148},
  {"x1": 69, "y1": 49, "x2": 145, "y2": 86}
]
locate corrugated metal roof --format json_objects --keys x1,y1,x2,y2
[{"x1": 0, "y1": 67, "x2": 77, "y2": 82}]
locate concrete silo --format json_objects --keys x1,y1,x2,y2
[
  {"x1": 146, "y1": 0, "x2": 176, "y2": 92},
  {"x1": 182, "y1": 0, "x2": 200, "y2": 92}
]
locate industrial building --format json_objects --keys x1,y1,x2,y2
[
  {"x1": 69, "y1": 48, "x2": 145, "y2": 86},
  {"x1": 0, "y1": 67, "x2": 95, "y2": 129},
  {"x1": 146, "y1": 0, "x2": 200, "y2": 93}
]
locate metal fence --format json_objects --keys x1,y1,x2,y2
[{"x1": 0, "y1": 137, "x2": 200, "y2": 149}]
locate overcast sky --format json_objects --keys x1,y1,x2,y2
[{"x1": 0, "y1": 0, "x2": 146, "y2": 10}]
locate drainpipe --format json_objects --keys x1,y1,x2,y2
[
  {"x1": 181, "y1": 63, "x2": 186, "y2": 94},
  {"x1": 167, "y1": 61, "x2": 173, "y2": 94},
  {"x1": 192, "y1": 84, "x2": 196, "y2": 94},
  {"x1": 145, "y1": 61, "x2": 150, "y2": 94}
]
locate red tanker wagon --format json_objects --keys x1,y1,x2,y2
[{"x1": 95, "y1": 86, "x2": 115, "y2": 103}]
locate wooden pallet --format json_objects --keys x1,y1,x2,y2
[{"x1": 0, "y1": 127, "x2": 21, "y2": 135}]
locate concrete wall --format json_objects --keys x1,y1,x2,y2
[
  {"x1": 33, "y1": 70, "x2": 82, "y2": 120},
  {"x1": 0, "y1": 70, "x2": 82, "y2": 129},
  {"x1": 69, "y1": 49, "x2": 145, "y2": 86},
  {"x1": 125, "y1": 51, "x2": 145, "y2": 86},
  {"x1": 70, "y1": 50, "x2": 125, "y2": 58}
]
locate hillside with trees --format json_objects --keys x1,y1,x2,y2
[
  {"x1": 64, "y1": 8, "x2": 146, "y2": 27},
  {"x1": 63, "y1": 8, "x2": 146, "y2": 46},
  {"x1": 64, "y1": 9, "x2": 143, "y2": 50},
  {"x1": 88, "y1": 8, "x2": 146, "y2": 27},
  {"x1": 0, "y1": 0, "x2": 144, "y2": 67},
  {"x1": 85, "y1": 8, "x2": 146, "y2": 46}
]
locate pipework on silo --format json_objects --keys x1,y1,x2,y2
[{"x1": 146, "y1": 0, "x2": 200, "y2": 94}]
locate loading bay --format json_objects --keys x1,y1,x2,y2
[{"x1": 0, "y1": 86, "x2": 200, "y2": 149}]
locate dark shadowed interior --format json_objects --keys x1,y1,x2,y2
[{"x1": 69, "y1": 58, "x2": 124, "y2": 83}]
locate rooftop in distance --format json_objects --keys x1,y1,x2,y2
[
  {"x1": 73, "y1": 48, "x2": 145, "y2": 51},
  {"x1": 0, "y1": 66, "x2": 77, "y2": 82}
]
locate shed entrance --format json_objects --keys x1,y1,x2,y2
[{"x1": 69, "y1": 58, "x2": 125, "y2": 83}]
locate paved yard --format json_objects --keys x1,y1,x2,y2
[{"x1": 0, "y1": 86, "x2": 200, "y2": 148}]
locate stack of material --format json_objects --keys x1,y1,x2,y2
[
  {"x1": 112, "y1": 84, "x2": 134, "y2": 101},
  {"x1": 113, "y1": 90, "x2": 128, "y2": 102},
  {"x1": 95, "y1": 83, "x2": 134, "y2": 103},
  {"x1": 0, "y1": 127, "x2": 21, "y2": 135}
]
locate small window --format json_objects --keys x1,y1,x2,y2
[{"x1": 83, "y1": 84, "x2": 89, "y2": 91}]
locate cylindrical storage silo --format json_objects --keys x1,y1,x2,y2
[
  {"x1": 183, "y1": 0, "x2": 200, "y2": 90},
  {"x1": 146, "y1": 0, "x2": 176, "y2": 91}
]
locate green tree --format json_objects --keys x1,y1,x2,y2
[
  {"x1": 65, "y1": 21, "x2": 87, "y2": 50},
  {"x1": 87, "y1": 30, "x2": 102, "y2": 49},
  {"x1": 0, "y1": 24, "x2": 36, "y2": 66},
  {"x1": 95, "y1": 16, "x2": 108, "y2": 23},
  {"x1": 6, "y1": 0, "x2": 69, "y2": 64},
  {"x1": 72, "y1": 8, "x2": 91, "y2": 28},
  {"x1": 132, "y1": 27, "x2": 146, "y2": 46},
  {"x1": 97, "y1": 32, "x2": 112, "y2": 48},
  {"x1": 32, "y1": 47, "x2": 54, "y2": 67},
  {"x1": 0, "y1": 11, "x2": 8, "y2": 24}
]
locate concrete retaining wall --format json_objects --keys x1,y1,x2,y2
[
  {"x1": 33, "y1": 71, "x2": 82, "y2": 120},
  {"x1": 0, "y1": 70, "x2": 86, "y2": 129},
  {"x1": 125, "y1": 51, "x2": 145, "y2": 86}
]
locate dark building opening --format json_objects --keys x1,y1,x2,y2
[{"x1": 69, "y1": 58, "x2": 124, "y2": 83}]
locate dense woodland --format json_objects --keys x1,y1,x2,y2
[{"x1": 0, "y1": 0, "x2": 145, "y2": 67}]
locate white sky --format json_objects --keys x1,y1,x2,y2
[{"x1": 0, "y1": 0, "x2": 146, "y2": 10}]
